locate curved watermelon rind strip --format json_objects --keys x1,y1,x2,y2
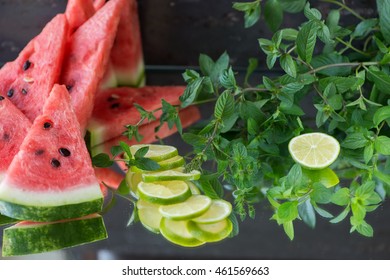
[
  {"x1": 0, "y1": 198, "x2": 103, "y2": 222},
  {"x1": 2, "y1": 215, "x2": 107, "y2": 256}
]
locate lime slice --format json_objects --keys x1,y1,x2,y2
[
  {"x1": 137, "y1": 199, "x2": 162, "y2": 234},
  {"x1": 192, "y1": 199, "x2": 232, "y2": 224},
  {"x1": 303, "y1": 167, "x2": 339, "y2": 188},
  {"x1": 125, "y1": 171, "x2": 142, "y2": 195},
  {"x1": 159, "y1": 195, "x2": 212, "y2": 220},
  {"x1": 131, "y1": 155, "x2": 185, "y2": 173},
  {"x1": 142, "y1": 170, "x2": 201, "y2": 182},
  {"x1": 288, "y1": 132, "x2": 340, "y2": 170},
  {"x1": 187, "y1": 218, "x2": 233, "y2": 242},
  {"x1": 138, "y1": 181, "x2": 191, "y2": 205},
  {"x1": 187, "y1": 181, "x2": 201, "y2": 195},
  {"x1": 160, "y1": 218, "x2": 205, "y2": 247},
  {"x1": 130, "y1": 144, "x2": 178, "y2": 161}
]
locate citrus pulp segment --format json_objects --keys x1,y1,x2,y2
[
  {"x1": 137, "y1": 199, "x2": 162, "y2": 234},
  {"x1": 288, "y1": 132, "x2": 340, "y2": 170},
  {"x1": 187, "y1": 218, "x2": 233, "y2": 243},
  {"x1": 191, "y1": 199, "x2": 232, "y2": 224},
  {"x1": 137, "y1": 181, "x2": 191, "y2": 205},
  {"x1": 160, "y1": 218, "x2": 205, "y2": 247},
  {"x1": 159, "y1": 195, "x2": 212, "y2": 220}
]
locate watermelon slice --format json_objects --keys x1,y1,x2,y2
[
  {"x1": 0, "y1": 84, "x2": 103, "y2": 222},
  {"x1": 0, "y1": 96, "x2": 32, "y2": 183},
  {"x1": 0, "y1": 14, "x2": 68, "y2": 122},
  {"x1": 2, "y1": 214, "x2": 107, "y2": 256},
  {"x1": 88, "y1": 86, "x2": 185, "y2": 147},
  {"x1": 65, "y1": 0, "x2": 95, "y2": 33},
  {"x1": 61, "y1": 0, "x2": 125, "y2": 132},
  {"x1": 92, "y1": 105, "x2": 201, "y2": 171},
  {"x1": 109, "y1": 0, "x2": 145, "y2": 87}
]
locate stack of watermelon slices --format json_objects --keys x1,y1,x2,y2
[{"x1": 0, "y1": 0, "x2": 200, "y2": 256}]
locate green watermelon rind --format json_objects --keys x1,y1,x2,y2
[
  {"x1": 0, "y1": 198, "x2": 103, "y2": 222},
  {"x1": 115, "y1": 61, "x2": 145, "y2": 87},
  {"x1": 2, "y1": 214, "x2": 107, "y2": 256}
]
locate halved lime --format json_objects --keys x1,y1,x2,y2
[
  {"x1": 192, "y1": 199, "x2": 232, "y2": 224},
  {"x1": 187, "y1": 181, "x2": 201, "y2": 195},
  {"x1": 131, "y1": 155, "x2": 185, "y2": 173},
  {"x1": 142, "y1": 170, "x2": 201, "y2": 182},
  {"x1": 303, "y1": 167, "x2": 339, "y2": 188},
  {"x1": 159, "y1": 195, "x2": 212, "y2": 220},
  {"x1": 288, "y1": 132, "x2": 340, "y2": 170},
  {"x1": 137, "y1": 181, "x2": 191, "y2": 205},
  {"x1": 130, "y1": 144, "x2": 178, "y2": 161},
  {"x1": 137, "y1": 199, "x2": 162, "y2": 234},
  {"x1": 187, "y1": 218, "x2": 233, "y2": 242},
  {"x1": 160, "y1": 218, "x2": 205, "y2": 247}
]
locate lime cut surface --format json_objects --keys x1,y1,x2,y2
[
  {"x1": 137, "y1": 181, "x2": 191, "y2": 205},
  {"x1": 137, "y1": 199, "x2": 162, "y2": 234},
  {"x1": 142, "y1": 170, "x2": 201, "y2": 182},
  {"x1": 288, "y1": 132, "x2": 340, "y2": 170},
  {"x1": 192, "y1": 199, "x2": 232, "y2": 224},
  {"x1": 160, "y1": 218, "x2": 205, "y2": 247},
  {"x1": 187, "y1": 218, "x2": 233, "y2": 242},
  {"x1": 159, "y1": 195, "x2": 212, "y2": 220},
  {"x1": 130, "y1": 144, "x2": 178, "y2": 161}
]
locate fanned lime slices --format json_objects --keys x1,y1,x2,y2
[
  {"x1": 288, "y1": 132, "x2": 340, "y2": 170},
  {"x1": 142, "y1": 170, "x2": 201, "y2": 182},
  {"x1": 131, "y1": 155, "x2": 185, "y2": 173},
  {"x1": 159, "y1": 195, "x2": 212, "y2": 220},
  {"x1": 187, "y1": 219, "x2": 233, "y2": 243},
  {"x1": 160, "y1": 218, "x2": 205, "y2": 247},
  {"x1": 192, "y1": 199, "x2": 232, "y2": 224},
  {"x1": 137, "y1": 199, "x2": 162, "y2": 234},
  {"x1": 137, "y1": 181, "x2": 191, "y2": 205},
  {"x1": 130, "y1": 144, "x2": 178, "y2": 161}
]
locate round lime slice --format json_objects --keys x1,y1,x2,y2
[
  {"x1": 125, "y1": 171, "x2": 142, "y2": 195},
  {"x1": 137, "y1": 181, "x2": 191, "y2": 205},
  {"x1": 160, "y1": 218, "x2": 205, "y2": 247},
  {"x1": 137, "y1": 199, "x2": 162, "y2": 234},
  {"x1": 159, "y1": 195, "x2": 212, "y2": 220},
  {"x1": 187, "y1": 218, "x2": 233, "y2": 243},
  {"x1": 130, "y1": 144, "x2": 178, "y2": 161},
  {"x1": 288, "y1": 132, "x2": 340, "y2": 170},
  {"x1": 192, "y1": 199, "x2": 232, "y2": 224},
  {"x1": 142, "y1": 170, "x2": 201, "y2": 182}
]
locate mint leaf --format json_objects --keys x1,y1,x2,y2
[
  {"x1": 199, "y1": 53, "x2": 215, "y2": 75},
  {"x1": 342, "y1": 133, "x2": 367, "y2": 149},
  {"x1": 279, "y1": 0, "x2": 306, "y2": 13},
  {"x1": 331, "y1": 188, "x2": 350, "y2": 206},
  {"x1": 311, "y1": 183, "x2": 332, "y2": 204},
  {"x1": 214, "y1": 91, "x2": 235, "y2": 120},
  {"x1": 117, "y1": 179, "x2": 130, "y2": 195},
  {"x1": 330, "y1": 206, "x2": 350, "y2": 224},
  {"x1": 377, "y1": 0, "x2": 390, "y2": 43},
  {"x1": 135, "y1": 158, "x2": 160, "y2": 171},
  {"x1": 367, "y1": 67, "x2": 390, "y2": 93},
  {"x1": 283, "y1": 221, "x2": 295, "y2": 240},
  {"x1": 303, "y1": 2, "x2": 321, "y2": 21},
  {"x1": 277, "y1": 201, "x2": 299, "y2": 222},
  {"x1": 296, "y1": 20, "x2": 320, "y2": 63},
  {"x1": 233, "y1": 1, "x2": 261, "y2": 28},
  {"x1": 280, "y1": 54, "x2": 297, "y2": 78},
  {"x1": 375, "y1": 136, "x2": 390, "y2": 155},
  {"x1": 311, "y1": 53, "x2": 351, "y2": 76},
  {"x1": 92, "y1": 153, "x2": 113, "y2": 168},
  {"x1": 264, "y1": 0, "x2": 283, "y2": 32},
  {"x1": 373, "y1": 105, "x2": 390, "y2": 127},
  {"x1": 298, "y1": 199, "x2": 316, "y2": 228}
]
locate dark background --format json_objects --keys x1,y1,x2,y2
[{"x1": 1, "y1": 0, "x2": 389, "y2": 260}]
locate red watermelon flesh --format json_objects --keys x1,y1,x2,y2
[
  {"x1": 93, "y1": 0, "x2": 107, "y2": 10},
  {"x1": 0, "y1": 96, "x2": 32, "y2": 181},
  {"x1": 0, "y1": 84, "x2": 103, "y2": 222},
  {"x1": 65, "y1": 0, "x2": 95, "y2": 33},
  {"x1": 94, "y1": 168, "x2": 124, "y2": 197},
  {"x1": 61, "y1": 0, "x2": 125, "y2": 132},
  {"x1": 0, "y1": 14, "x2": 68, "y2": 122},
  {"x1": 93, "y1": 106, "x2": 201, "y2": 172},
  {"x1": 110, "y1": 0, "x2": 145, "y2": 87},
  {"x1": 88, "y1": 86, "x2": 185, "y2": 147}
]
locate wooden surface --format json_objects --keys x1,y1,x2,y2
[{"x1": 1, "y1": 0, "x2": 389, "y2": 260}]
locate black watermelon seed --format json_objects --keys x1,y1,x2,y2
[
  {"x1": 59, "y1": 148, "x2": 71, "y2": 157},
  {"x1": 43, "y1": 121, "x2": 52, "y2": 129},
  {"x1": 35, "y1": 149, "x2": 45, "y2": 156},
  {"x1": 0, "y1": 96, "x2": 4, "y2": 101},
  {"x1": 7, "y1": 89, "x2": 14, "y2": 98},
  {"x1": 66, "y1": 85, "x2": 73, "y2": 91},
  {"x1": 23, "y1": 60, "x2": 31, "y2": 71},
  {"x1": 110, "y1": 103, "x2": 120, "y2": 109},
  {"x1": 21, "y1": 88, "x2": 28, "y2": 95},
  {"x1": 3, "y1": 133, "x2": 10, "y2": 141},
  {"x1": 51, "y1": 158, "x2": 61, "y2": 168}
]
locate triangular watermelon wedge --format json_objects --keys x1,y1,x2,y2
[
  {"x1": 0, "y1": 96, "x2": 32, "y2": 182},
  {"x1": 0, "y1": 14, "x2": 68, "y2": 122},
  {"x1": 88, "y1": 86, "x2": 185, "y2": 147},
  {"x1": 65, "y1": 0, "x2": 95, "y2": 33},
  {"x1": 61, "y1": 0, "x2": 125, "y2": 132},
  {"x1": 0, "y1": 85, "x2": 103, "y2": 222}
]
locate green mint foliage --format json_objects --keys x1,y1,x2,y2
[
  {"x1": 92, "y1": 153, "x2": 113, "y2": 168},
  {"x1": 232, "y1": 1, "x2": 261, "y2": 28}
]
